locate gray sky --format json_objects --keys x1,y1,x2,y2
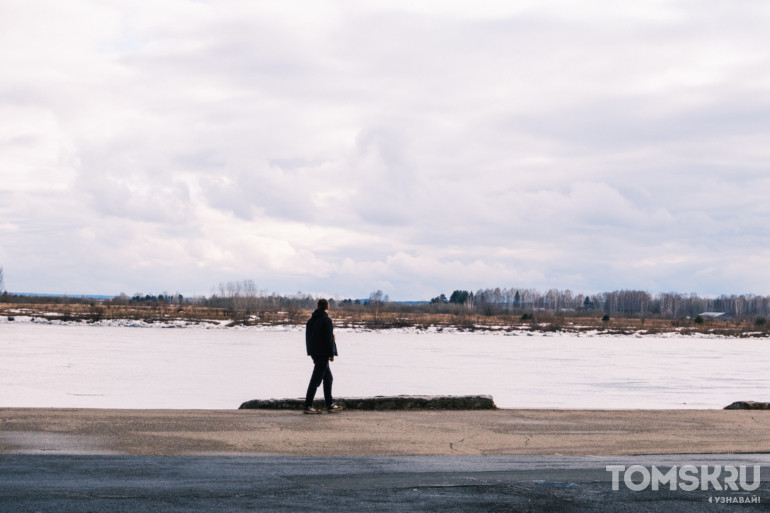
[{"x1": 2, "y1": 0, "x2": 769, "y2": 299}]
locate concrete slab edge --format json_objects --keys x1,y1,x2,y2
[{"x1": 238, "y1": 395, "x2": 497, "y2": 411}]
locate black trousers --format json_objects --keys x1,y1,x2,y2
[{"x1": 305, "y1": 356, "x2": 333, "y2": 408}]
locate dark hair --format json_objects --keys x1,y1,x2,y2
[{"x1": 317, "y1": 298, "x2": 329, "y2": 310}]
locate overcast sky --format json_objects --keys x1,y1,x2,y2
[{"x1": 1, "y1": 0, "x2": 769, "y2": 300}]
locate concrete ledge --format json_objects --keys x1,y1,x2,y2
[
  {"x1": 724, "y1": 401, "x2": 770, "y2": 410},
  {"x1": 238, "y1": 395, "x2": 497, "y2": 411}
]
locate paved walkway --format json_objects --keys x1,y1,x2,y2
[
  {"x1": 2, "y1": 408, "x2": 770, "y2": 456},
  {"x1": 3, "y1": 409, "x2": 770, "y2": 511}
]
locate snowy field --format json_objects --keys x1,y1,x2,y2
[{"x1": 1, "y1": 320, "x2": 768, "y2": 409}]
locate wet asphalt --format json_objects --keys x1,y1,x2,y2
[{"x1": 1, "y1": 454, "x2": 768, "y2": 512}]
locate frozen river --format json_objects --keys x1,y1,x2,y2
[{"x1": 1, "y1": 322, "x2": 768, "y2": 409}]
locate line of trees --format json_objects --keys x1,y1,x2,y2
[
  {"x1": 428, "y1": 287, "x2": 770, "y2": 319},
  {"x1": 3, "y1": 269, "x2": 770, "y2": 322}
]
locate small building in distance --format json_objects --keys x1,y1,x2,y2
[
  {"x1": 699, "y1": 312, "x2": 727, "y2": 319},
  {"x1": 696, "y1": 312, "x2": 734, "y2": 325}
]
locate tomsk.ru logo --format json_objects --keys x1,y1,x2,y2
[{"x1": 606, "y1": 465, "x2": 761, "y2": 492}]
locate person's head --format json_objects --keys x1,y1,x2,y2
[{"x1": 317, "y1": 298, "x2": 329, "y2": 311}]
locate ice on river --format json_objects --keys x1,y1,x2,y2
[{"x1": 1, "y1": 322, "x2": 768, "y2": 409}]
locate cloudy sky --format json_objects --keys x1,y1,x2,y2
[{"x1": 1, "y1": 0, "x2": 769, "y2": 300}]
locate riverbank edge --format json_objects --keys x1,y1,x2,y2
[{"x1": 2, "y1": 314, "x2": 768, "y2": 339}]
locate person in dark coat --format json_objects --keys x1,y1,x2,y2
[{"x1": 304, "y1": 298, "x2": 342, "y2": 414}]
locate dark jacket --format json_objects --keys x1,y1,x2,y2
[{"x1": 305, "y1": 309, "x2": 338, "y2": 358}]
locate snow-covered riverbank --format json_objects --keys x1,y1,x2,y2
[{"x1": 0, "y1": 313, "x2": 762, "y2": 339}]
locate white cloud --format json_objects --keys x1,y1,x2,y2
[{"x1": 1, "y1": 0, "x2": 769, "y2": 298}]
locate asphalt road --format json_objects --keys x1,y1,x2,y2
[{"x1": 2, "y1": 454, "x2": 768, "y2": 512}]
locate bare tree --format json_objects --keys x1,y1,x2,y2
[
  {"x1": 0, "y1": 265, "x2": 4, "y2": 293},
  {"x1": 368, "y1": 290, "x2": 386, "y2": 326},
  {"x1": 217, "y1": 279, "x2": 260, "y2": 320}
]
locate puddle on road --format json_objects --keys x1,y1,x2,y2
[{"x1": 0, "y1": 431, "x2": 119, "y2": 455}]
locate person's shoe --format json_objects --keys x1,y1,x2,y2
[
  {"x1": 303, "y1": 406, "x2": 323, "y2": 414},
  {"x1": 326, "y1": 404, "x2": 343, "y2": 413}
]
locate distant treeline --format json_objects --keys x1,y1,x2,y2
[
  {"x1": 3, "y1": 281, "x2": 770, "y2": 321},
  {"x1": 431, "y1": 288, "x2": 770, "y2": 319}
]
